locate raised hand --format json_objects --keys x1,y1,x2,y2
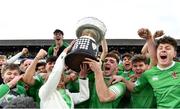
[
  {"x1": 36, "y1": 49, "x2": 47, "y2": 60},
  {"x1": 153, "y1": 30, "x2": 164, "y2": 38},
  {"x1": 79, "y1": 64, "x2": 89, "y2": 79},
  {"x1": 22, "y1": 48, "x2": 29, "y2": 56},
  {"x1": 63, "y1": 40, "x2": 76, "y2": 53},
  {"x1": 83, "y1": 58, "x2": 101, "y2": 73},
  {"x1": 137, "y1": 28, "x2": 152, "y2": 39},
  {"x1": 109, "y1": 75, "x2": 124, "y2": 85}
]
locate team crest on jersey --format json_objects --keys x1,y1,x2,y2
[
  {"x1": 171, "y1": 71, "x2": 177, "y2": 79},
  {"x1": 152, "y1": 76, "x2": 159, "y2": 81}
]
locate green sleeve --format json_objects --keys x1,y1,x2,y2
[
  {"x1": 63, "y1": 41, "x2": 69, "y2": 47},
  {"x1": 0, "y1": 84, "x2": 10, "y2": 99},
  {"x1": 48, "y1": 46, "x2": 53, "y2": 57},
  {"x1": 133, "y1": 73, "x2": 148, "y2": 92}
]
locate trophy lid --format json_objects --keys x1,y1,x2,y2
[{"x1": 76, "y1": 17, "x2": 107, "y2": 44}]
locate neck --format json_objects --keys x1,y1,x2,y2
[{"x1": 157, "y1": 61, "x2": 175, "y2": 70}]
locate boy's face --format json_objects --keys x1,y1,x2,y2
[
  {"x1": 37, "y1": 65, "x2": 46, "y2": 73},
  {"x1": 157, "y1": 43, "x2": 177, "y2": 68},
  {"x1": 45, "y1": 61, "x2": 55, "y2": 73},
  {"x1": 2, "y1": 69, "x2": 20, "y2": 83},
  {"x1": 103, "y1": 57, "x2": 118, "y2": 76},
  {"x1": 122, "y1": 56, "x2": 132, "y2": 71},
  {"x1": 0, "y1": 58, "x2": 6, "y2": 70},
  {"x1": 54, "y1": 33, "x2": 63, "y2": 45},
  {"x1": 132, "y1": 61, "x2": 147, "y2": 76}
]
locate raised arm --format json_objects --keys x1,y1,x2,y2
[
  {"x1": 22, "y1": 49, "x2": 47, "y2": 85},
  {"x1": 7, "y1": 48, "x2": 28, "y2": 64},
  {"x1": 83, "y1": 58, "x2": 125, "y2": 102},
  {"x1": 70, "y1": 64, "x2": 89, "y2": 104},
  {"x1": 39, "y1": 40, "x2": 75, "y2": 100},
  {"x1": 100, "y1": 37, "x2": 108, "y2": 61},
  {"x1": 138, "y1": 28, "x2": 159, "y2": 68}
]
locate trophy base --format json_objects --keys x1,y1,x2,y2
[{"x1": 65, "y1": 52, "x2": 97, "y2": 72}]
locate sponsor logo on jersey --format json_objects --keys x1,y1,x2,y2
[{"x1": 152, "y1": 76, "x2": 159, "y2": 81}]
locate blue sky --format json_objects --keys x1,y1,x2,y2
[{"x1": 0, "y1": 0, "x2": 179, "y2": 39}]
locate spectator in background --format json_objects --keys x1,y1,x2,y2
[
  {"x1": 19, "y1": 58, "x2": 33, "y2": 74},
  {"x1": 48, "y1": 29, "x2": 69, "y2": 57},
  {"x1": 118, "y1": 53, "x2": 134, "y2": 80},
  {"x1": 35, "y1": 61, "x2": 46, "y2": 74},
  {"x1": 0, "y1": 55, "x2": 6, "y2": 84}
]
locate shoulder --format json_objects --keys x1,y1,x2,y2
[
  {"x1": 63, "y1": 41, "x2": 69, "y2": 47},
  {"x1": 143, "y1": 66, "x2": 158, "y2": 76},
  {"x1": 175, "y1": 61, "x2": 180, "y2": 66}
]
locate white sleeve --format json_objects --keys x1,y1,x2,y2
[
  {"x1": 70, "y1": 78, "x2": 89, "y2": 104},
  {"x1": 7, "y1": 52, "x2": 23, "y2": 64},
  {"x1": 39, "y1": 52, "x2": 66, "y2": 100}
]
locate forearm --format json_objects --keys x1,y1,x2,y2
[
  {"x1": 123, "y1": 79, "x2": 135, "y2": 92},
  {"x1": 0, "y1": 84, "x2": 10, "y2": 99},
  {"x1": 147, "y1": 38, "x2": 157, "y2": 67},
  {"x1": 71, "y1": 78, "x2": 89, "y2": 104},
  {"x1": 95, "y1": 72, "x2": 112, "y2": 102},
  {"x1": 7, "y1": 52, "x2": 22, "y2": 64},
  {"x1": 141, "y1": 42, "x2": 148, "y2": 55},
  {"x1": 39, "y1": 52, "x2": 66, "y2": 99},
  {"x1": 23, "y1": 57, "x2": 39, "y2": 85},
  {"x1": 100, "y1": 39, "x2": 108, "y2": 61}
]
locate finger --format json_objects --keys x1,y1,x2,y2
[
  {"x1": 85, "y1": 58, "x2": 98, "y2": 63},
  {"x1": 112, "y1": 80, "x2": 119, "y2": 84},
  {"x1": 108, "y1": 78, "x2": 114, "y2": 85},
  {"x1": 80, "y1": 64, "x2": 83, "y2": 70}
]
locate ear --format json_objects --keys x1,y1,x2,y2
[
  {"x1": 1, "y1": 74, "x2": 4, "y2": 79},
  {"x1": 174, "y1": 51, "x2": 177, "y2": 58},
  {"x1": 114, "y1": 66, "x2": 119, "y2": 74}
]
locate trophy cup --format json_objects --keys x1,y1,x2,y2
[{"x1": 65, "y1": 17, "x2": 107, "y2": 72}]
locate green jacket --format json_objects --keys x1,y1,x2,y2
[{"x1": 48, "y1": 41, "x2": 69, "y2": 57}]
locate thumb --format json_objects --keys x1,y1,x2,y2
[{"x1": 111, "y1": 79, "x2": 119, "y2": 84}]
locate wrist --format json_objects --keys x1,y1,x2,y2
[
  {"x1": 7, "y1": 82, "x2": 13, "y2": 88},
  {"x1": 35, "y1": 56, "x2": 41, "y2": 60},
  {"x1": 79, "y1": 77, "x2": 86, "y2": 80}
]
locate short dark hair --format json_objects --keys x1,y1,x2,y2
[
  {"x1": 46, "y1": 56, "x2": 57, "y2": 63},
  {"x1": 20, "y1": 58, "x2": 27, "y2": 65},
  {"x1": 36, "y1": 62, "x2": 46, "y2": 71},
  {"x1": 53, "y1": 29, "x2": 64, "y2": 36},
  {"x1": 1, "y1": 64, "x2": 21, "y2": 76},
  {"x1": 122, "y1": 52, "x2": 132, "y2": 60},
  {"x1": 131, "y1": 54, "x2": 148, "y2": 65},
  {"x1": 105, "y1": 52, "x2": 120, "y2": 63},
  {"x1": 156, "y1": 36, "x2": 177, "y2": 50},
  {"x1": 4, "y1": 96, "x2": 36, "y2": 108},
  {"x1": 109, "y1": 50, "x2": 120, "y2": 57}
]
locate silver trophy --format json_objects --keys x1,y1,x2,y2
[{"x1": 65, "y1": 17, "x2": 107, "y2": 72}]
